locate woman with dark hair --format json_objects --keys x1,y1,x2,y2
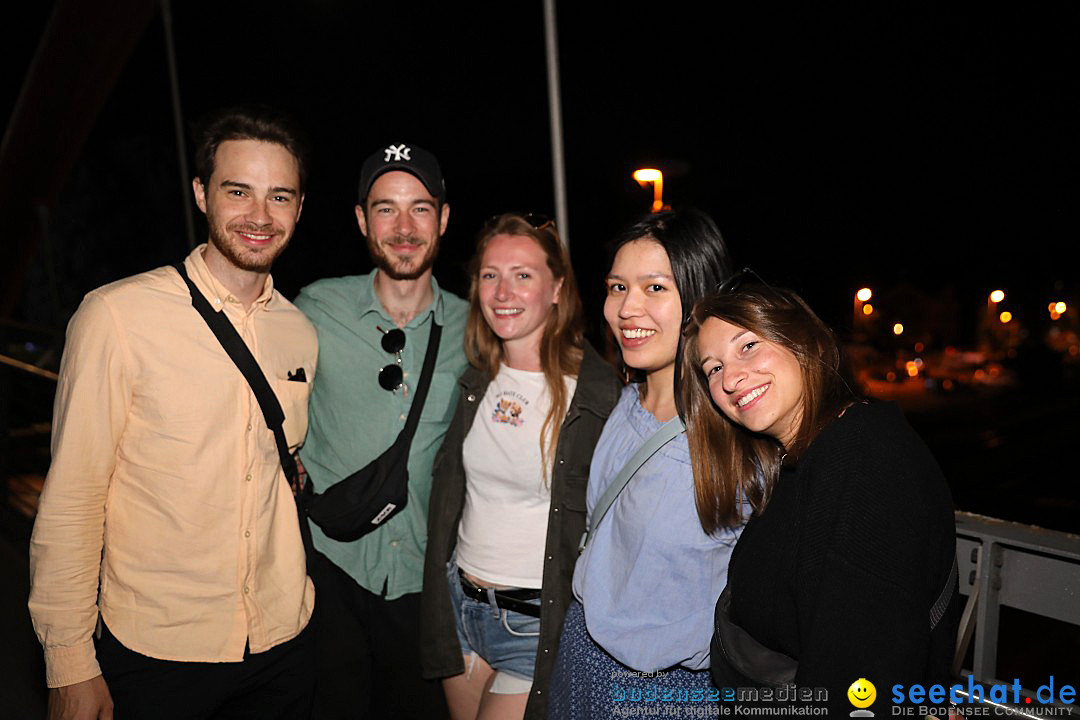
[
  {"x1": 421, "y1": 214, "x2": 620, "y2": 720},
  {"x1": 548, "y1": 209, "x2": 741, "y2": 718},
  {"x1": 680, "y1": 279, "x2": 958, "y2": 714}
]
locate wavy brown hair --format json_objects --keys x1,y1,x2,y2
[
  {"x1": 465, "y1": 214, "x2": 584, "y2": 480},
  {"x1": 679, "y1": 284, "x2": 860, "y2": 532}
]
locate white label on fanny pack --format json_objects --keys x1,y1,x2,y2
[{"x1": 371, "y1": 503, "x2": 397, "y2": 525}]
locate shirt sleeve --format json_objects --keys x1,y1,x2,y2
[{"x1": 28, "y1": 292, "x2": 133, "y2": 688}]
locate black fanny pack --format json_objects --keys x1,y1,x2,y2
[{"x1": 302, "y1": 320, "x2": 441, "y2": 541}]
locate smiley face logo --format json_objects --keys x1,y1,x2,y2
[{"x1": 847, "y1": 678, "x2": 877, "y2": 709}]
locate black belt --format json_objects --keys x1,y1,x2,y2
[{"x1": 458, "y1": 569, "x2": 542, "y2": 618}]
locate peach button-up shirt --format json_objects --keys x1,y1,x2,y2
[{"x1": 29, "y1": 246, "x2": 317, "y2": 688}]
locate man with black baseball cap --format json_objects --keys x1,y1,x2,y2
[{"x1": 294, "y1": 143, "x2": 468, "y2": 718}]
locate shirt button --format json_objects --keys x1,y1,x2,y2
[
  {"x1": 558, "y1": 458, "x2": 565, "y2": 465},
  {"x1": 547, "y1": 555, "x2": 553, "y2": 561},
  {"x1": 246, "y1": 423, "x2": 252, "y2": 431},
  {"x1": 553, "y1": 507, "x2": 559, "y2": 513},
  {"x1": 244, "y1": 530, "x2": 251, "y2": 538},
  {"x1": 466, "y1": 394, "x2": 476, "y2": 402},
  {"x1": 390, "y1": 540, "x2": 399, "y2": 548},
  {"x1": 400, "y1": 413, "x2": 406, "y2": 421},
  {"x1": 245, "y1": 474, "x2": 252, "y2": 482},
  {"x1": 243, "y1": 586, "x2": 249, "y2": 594},
  {"x1": 543, "y1": 648, "x2": 549, "y2": 654}
]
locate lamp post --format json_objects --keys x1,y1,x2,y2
[
  {"x1": 985, "y1": 289, "x2": 1005, "y2": 353},
  {"x1": 633, "y1": 168, "x2": 665, "y2": 213},
  {"x1": 854, "y1": 288, "x2": 872, "y2": 336}
]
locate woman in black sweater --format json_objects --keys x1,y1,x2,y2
[{"x1": 678, "y1": 277, "x2": 959, "y2": 716}]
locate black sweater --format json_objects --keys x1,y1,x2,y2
[{"x1": 711, "y1": 401, "x2": 959, "y2": 715}]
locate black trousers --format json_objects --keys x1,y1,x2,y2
[
  {"x1": 95, "y1": 620, "x2": 315, "y2": 720},
  {"x1": 309, "y1": 550, "x2": 448, "y2": 720}
]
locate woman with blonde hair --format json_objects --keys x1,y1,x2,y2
[
  {"x1": 421, "y1": 213, "x2": 620, "y2": 720},
  {"x1": 680, "y1": 277, "x2": 958, "y2": 715}
]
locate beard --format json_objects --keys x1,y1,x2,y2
[
  {"x1": 367, "y1": 233, "x2": 440, "y2": 281},
  {"x1": 208, "y1": 220, "x2": 290, "y2": 273}
]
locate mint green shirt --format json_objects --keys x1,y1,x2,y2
[{"x1": 295, "y1": 271, "x2": 468, "y2": 599}]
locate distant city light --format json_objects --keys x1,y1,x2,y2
[
  {"x1": 892, "y1": 323, "x2": 904, "y2": 335},
  {"x1": 905, "y1": 361, "x2": 919, "y2": 377},
  {"x1": 999, "y1": 311, "x2": 1012, "y2": 324},
  {"x1": 856, "y1": 288, "x2": 873, "y2": 302},
  {"x1": 862, "y1": 303, "x2": 874, "y2": 316},
  {"x1": 914, "y1": 342, "x2": 925, "y2": 353},
  {"x1": 989, "y1": 290, "x2": 1005, "y2": 303},
  {"x1": 1054, "y1": 301, "x2": 1067, "y2": 314}
]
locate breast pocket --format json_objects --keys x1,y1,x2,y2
[{"x1": 272, "y1": 378, "x2": 312, "y2": 449}]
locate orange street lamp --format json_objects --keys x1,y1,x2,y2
[
  {"x1": 854, "y1": 288, "x2": 873, "y2": 331},
  {"x1": 989, "y1": 290, "x2": 1005, "y2": 304},
  {"x1": 892, "y1": 323, "x2": 904, "y2": 335},
  {"x1": 633, "y1": 168, "x2": 664, "y2": 213},
  {"x1": 862, "y1": 303, "x2": 874, "y2": 316},
  {"x1": 999, "y1": 311, "x2": 1012, "y2": 324}
]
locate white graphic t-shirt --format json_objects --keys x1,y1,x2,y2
[{"x1": 456, "y1": 364, "x2": 576, "y2": 588}]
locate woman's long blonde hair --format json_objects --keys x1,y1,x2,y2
[{"x1": 465, "y1": 214, "x2": 584, "y2": 480}]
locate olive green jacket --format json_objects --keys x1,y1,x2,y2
[{"x1": 420, "y1": 342, "x2": 620, "y2": 720}]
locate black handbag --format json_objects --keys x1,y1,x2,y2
[{"x1": 302, "y1": 319, "x2": 441, "y2": 541}]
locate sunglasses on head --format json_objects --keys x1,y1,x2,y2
[
  {"x1": 715, "y1": 267, "x2": 771, "y2": 294},
  {"x1": 377, "y1": 325, "x2": 407, "y2": 392},
  {"x1": 485, "y1": 212, "x2": 556, "y2": 232}
]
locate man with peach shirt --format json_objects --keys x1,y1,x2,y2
[{"x1": 29, "y1": 106, "x2": 317, "y2": 719}]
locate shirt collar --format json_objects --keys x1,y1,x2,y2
[
  {"x1": 184, "y1": 244, "x2": 277, "y2": 310},
  {"x1": 357, "y1": 269, "x2": 447, "y2": 328}
]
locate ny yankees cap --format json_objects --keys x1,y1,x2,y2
[{"x1": 358, "y1": 142, "x2": 446, "y2": 203}]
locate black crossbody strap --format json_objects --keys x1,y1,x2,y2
[
  {"x1": 398, "y1": 320, "x2": 442, "y2": 446},
  {"x1": 173, "y1": 263, "x2": 298, "y2": 483}
]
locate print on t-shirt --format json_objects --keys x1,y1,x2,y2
[{"x1": 491, "y1": 391, "x2": 529, "y2": 427}]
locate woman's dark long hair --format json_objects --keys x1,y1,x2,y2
[
  {"x1": 679, "y1": 284, "x2": 861, "y2": 532},
  {"x1": 606, "y1": 209, "x2": 733, "y2": 392}
]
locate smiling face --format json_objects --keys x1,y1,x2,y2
[
  {"x1": 477, "y1": 233, "x2": 562, "y2": 359},
  {"x1": 847, "y1": 678, "x2": 877, "y2": 709},
  {"x1": 603, "y1": 239, "x2": 683, "y2": 376},
  {"x1": 697, "y1": 316, "x2": 805, "y2": 448},
  {"x1": 357, "y1": 170, "x2": 449, "y2": 281},
  {"x1": 194, "y1": 139, "x2": 303, "y2": 272}
]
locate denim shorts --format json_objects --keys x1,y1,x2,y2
[{"x1": 447, "y1": 561, "x2": 541, "y2": 686}]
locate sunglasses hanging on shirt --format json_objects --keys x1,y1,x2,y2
[{"x1": 377, "y1": 325, "x2": 408, "y2": 394}]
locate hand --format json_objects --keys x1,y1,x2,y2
[
  {"x1": 290, "y1": 451, "x2": 309, "y2": 497},
  {"x1": 47, "y1": 675, "x2": 113, "y2": 720}
]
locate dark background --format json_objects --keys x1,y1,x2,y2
[
  {"x1": 4, "y1": 3, "x2": 1078, "y2": 334},
  {"x1": 1, "y1": 4, "x2": 1078, "y2": 711}
]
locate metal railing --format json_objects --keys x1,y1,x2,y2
[{"x1": 953, "y1": 511, "x2": 1079, "y2": 716}]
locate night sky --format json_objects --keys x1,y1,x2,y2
[{"x1": 3, "y1": 3, "x2": 1078, "y2": 338}]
